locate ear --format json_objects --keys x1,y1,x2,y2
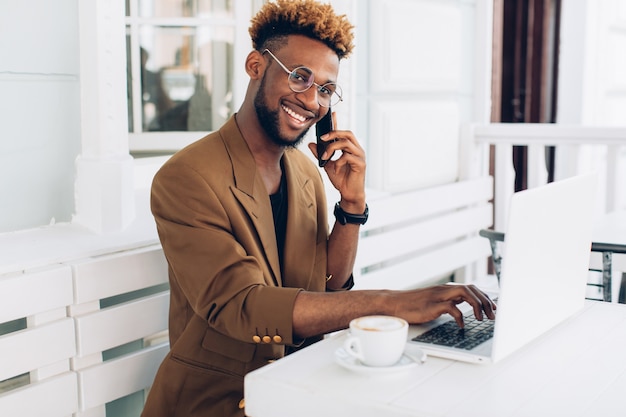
[{"x1": 245, "y1": 50, "x2": 266, "y2": 80}]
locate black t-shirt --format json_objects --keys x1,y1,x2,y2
[{"x1": 269, "y1": 164, "x2": 287, "y2": 270}]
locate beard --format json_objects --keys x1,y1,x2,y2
[{"x1": 254, "y1": 74, "x2": 310, "y2": 148}]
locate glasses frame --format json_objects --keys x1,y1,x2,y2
[{"x1": 263, "y1": 49, "x2": 343, "y2": 107}]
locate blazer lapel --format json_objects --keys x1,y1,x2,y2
[
  {"x1": 220, "y1": 118, "x2": 282, "y2": 286},
  {"x1": 281, "y1": 150, "x2": 319, "y2": 289}
]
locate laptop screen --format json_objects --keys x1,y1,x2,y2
[{"x1": 492, "y1": 173, "x2": 597, "y2": 362}]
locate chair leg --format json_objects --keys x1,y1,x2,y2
[
  {"x1": 488, "y1": 239, "x2": 502, "y2": 284},
  {"x1": 602, "y1": 251, "x2": 612, "y2": 303}
]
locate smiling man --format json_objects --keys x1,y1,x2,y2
[{"x1": 143, "y1": 1, "x2": 495, "y2": 416}]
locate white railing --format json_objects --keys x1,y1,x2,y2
[{"x1": 468, "y1": 123, "x2": 626, "y2": 232}]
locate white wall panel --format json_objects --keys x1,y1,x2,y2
[
  {"x1": 0, "y1": 77, "x2": 81, "y2": 231},
  {"x1": 361, "y1": 0, "x2": 491, "y2": 191},
  {"x1": 0, "y1": 0, "x2": 79, "y2": 74},
  {"x1": 370, "y1": 0, "x2": 462, "y2": 93},
  {"x1": 0, "y1": 0, "x2": 81, "y2": 232},
  {"x1": 556, "y1": 0, "x2": 626, "y2": 209},
  {"x1": 370, "y1": 99, "x2": 460, "y2": 191},
  {"x1": 607, "y1": 32, "x2": 626, "y2": 90}
]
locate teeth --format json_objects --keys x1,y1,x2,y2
[{"x1": 282, "y1": 105, "x2": 306, "y2": 122}]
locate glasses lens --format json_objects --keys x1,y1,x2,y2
[
  {"x1": 288, "y1": 67, "x2": 314, "y2": 92},
  {"x1": 321, "y1": 83, "x2": 342, "y2": 107},
  {"x1": 285, "y1": 64, "x2": 343, "y2": 107}
]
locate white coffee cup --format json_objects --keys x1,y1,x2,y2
[{"x1": 343, "y1": 315, "x2": 408, "y2": 367}]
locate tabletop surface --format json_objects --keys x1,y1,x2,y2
[{"x1": 245, "y1": 301, "x2": 626, "y2": 417}]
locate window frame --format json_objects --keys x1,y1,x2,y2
[{"x1": 125, "y1": 0, "x2": 257, "y2": 155}]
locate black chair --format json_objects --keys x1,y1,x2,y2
[{"x1": 479, "y1": 228, "x2": 626, "y2": 303}]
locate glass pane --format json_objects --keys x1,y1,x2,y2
[
  {"x1": 138, "y1": 25, "x2": 234, "y2": 132},
  {"x1": 138, "y1": 0, "x2": 232, "y2": 18}
]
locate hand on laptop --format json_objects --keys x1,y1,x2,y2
[{"x1": 392, "y1": 284, "x2": 496, "y2": 328}]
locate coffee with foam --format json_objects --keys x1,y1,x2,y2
[
  {"x1": 344, "y1": 315, "x2": 408, "y2": 367},
  {"x1": 353, "y1": 316, "x2": 405, "y2": 332}
]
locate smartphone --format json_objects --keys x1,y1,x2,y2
[{"x1": 315, "y1": 109, "x2": 335, "y2": 167}]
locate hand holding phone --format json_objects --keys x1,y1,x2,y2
[{"x1": 315, "y1": 109, "x2": 335, "y2": 167}]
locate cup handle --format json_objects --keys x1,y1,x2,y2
[{"x1": 343, "y1": 336, "x2": 366, "y2": 362}]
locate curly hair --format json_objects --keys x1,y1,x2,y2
[{"x1": 249, "y1": 0, "x2": 354, "y2": 59}]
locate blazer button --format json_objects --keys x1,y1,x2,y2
[
  {"x1": 238, "y1": 398, "x2": 245, "y2": 409},
  {"x1": 252, "y1": 335, "x2": 261, "y2": 343},
  {"x1": 262, "y1": 335, "x2": 271, "y2": 343},
  {"x1": 273, "y1": 335, "x2": 282, "y2": 343}
]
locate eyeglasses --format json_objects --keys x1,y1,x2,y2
[{"x1": 263, "y1": 49, "x2": 343, "y2": 107}]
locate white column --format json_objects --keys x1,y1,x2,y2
[{"x1": 73, "y1": 0, "x2": 135, "y2": 233}]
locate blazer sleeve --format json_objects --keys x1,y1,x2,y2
[{"x1": 151, "y1": 161, "x2": 303, "y2": 346}]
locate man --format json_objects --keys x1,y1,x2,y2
[{"x1": 142, "y1": 1, "x2": 496, "y2": 416}]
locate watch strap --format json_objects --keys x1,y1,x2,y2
[{"x1": 333, "y1": 202, "x2": 369, "y2": 225}]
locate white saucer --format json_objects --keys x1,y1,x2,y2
[{"x1": 334, "y1": 345, "x2": 427, "y2": 374}]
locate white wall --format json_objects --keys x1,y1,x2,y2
[
  {"x1": 556, "y1": 0, "x2": 626, "y2": 211},
  {"x1": 356, "y1": 0, "x2": 493, "y2": 192},
  {"x1": 558, "y1": 0, "x2": 626, "y2": 126},
  {"x1": 0, "y1": 0, "x2": 81, "y2": 232}
]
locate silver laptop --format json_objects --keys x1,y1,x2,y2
[{"x1": 409, "y1": 173, "x2": 598, "y2": 364}]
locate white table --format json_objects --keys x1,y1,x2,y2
[{"x1": 245, "y1": 301, "x2": 626, "y2": 417}]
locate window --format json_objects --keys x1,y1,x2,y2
[{"x1": 125, "y1": 0, "x2": 242, "y2": 153}]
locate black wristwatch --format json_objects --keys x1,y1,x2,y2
[{"x1": 333, "y1": 202, "x2": 369, "y2": 225}]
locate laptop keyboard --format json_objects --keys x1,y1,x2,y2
[{"x1": 411, "y1": 312, "x2": 495, "y2": 350}]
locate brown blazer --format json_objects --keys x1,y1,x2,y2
[{"x1": 142, "y1": 116, "x2": 330, "y2": 417}]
